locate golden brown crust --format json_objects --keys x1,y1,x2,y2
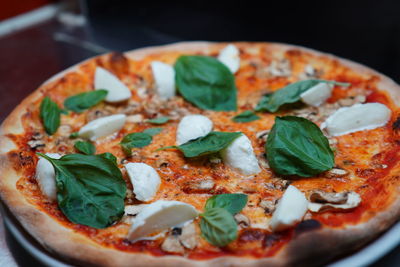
[{"x1": 0, "y1": 41, "x2": 399, "y2": 266}]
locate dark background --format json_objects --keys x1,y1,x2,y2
[{"x1": 82, "y1": 0, "x2": 400, "y2": 81}]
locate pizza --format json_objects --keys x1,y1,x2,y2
[{"x1": 0, "y1": 42, "x2": 399, "y2": 266}]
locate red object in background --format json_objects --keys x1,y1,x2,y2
[{"x1": 0, "y1": 0, "x2": 55, "y2": 21}]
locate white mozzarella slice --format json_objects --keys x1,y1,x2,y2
[
  {"x1": 300, "y1": 83, "x2": 333, "y2": 107},
  {"x1": 94, "y1": 67, "x2": 132, "y2": 103},
  {"x1": 217, "y1": 44, "x2": 240, "y2": 73},
  {"x1": 79, "y1": 114, "x2": 126, "y2": 141},
  {"x1": 176, "y1": 115, "x2": 213, "y2": 145},
  {"x1": 128, "y1": 200, "x2": 198, "y2": 241},
  {"x1": 269, "y1": 185, "x2": 308, "y2": 232},
  {"x1": 151, "y1": 61, "x2": 176, "y2": 99},
  {"x1": 322, "y1": 103, "x2": 391, "y2": 136},
  {"x1": 125, "y1": 163, "x2": 161, "y2": 202},
  {"x1": 36, "y1": 153, "x2": 61, "y2": 201},
  {"x1": 221, "y1": 134, "x2": 261, "y2": 175}
]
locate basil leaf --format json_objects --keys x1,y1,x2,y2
[
  {"x1": 205, "y1": 194, "x2": 248, "y2": 215},
  {"x1": 159, "y1": 131, "x2": 241, "y2": 158},
  {"x1": 40, "y1": 97, "x2": 61, "y2": 135},
  {"x1": 64, "y1": 90, "x2": 108, "y2": 113},
  {"x1": 200, "y1": 208, "x2": 237, "y2": 247},
  {"x1": 142, "y1": 128, "x2": 163, "y2": 136},
  {"x1": 232, "y1": 111, "x2": 260, "y2": 123},
  {"x1": 74, "y1": 141, "x2": 96, "y2": 155},
  {"x1": 175, "y1": 55, "x2": 237, "y2": 111},
  {"x1": 266, "y1": 116, "x2": 334, "y2": 177},
  {"x1": 120, "y1": 133, "x2": 152, "y2": 155},
  {"x1": 147, "y1": 117, "x2": 170, "y2": 124},
  {"x1": 255, "y1": 80, "x2": 349, "y2": 112},
  {"x1": 69, "y1": 132, "x2": 79, "y2": 139},
  {"x1": 99, "y1": 152, "x2": 118, "y2": 165},
  {"x1": 38, "y1": 153, "x2": 126, "y2": 229}
]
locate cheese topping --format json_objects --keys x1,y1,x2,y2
[
  {"x1": 79, "y1": 114, "x2": 126, "y2": 141},
  {"x1": 176, "y1": 115, "x2": 213, "y2": 145},
  {"x1": 217, "y1": 44, "x2": 240, "y2": 74},
  {"x1": 221, "y1": 134, "x2": 261, "y2": 175},
  {"x1": 151, "y1": 61, "x2": 176, "y2": 99},
  {"x1": 94, "y1": 67, "x2": 132, "y2": 103},
  {"x1": 322, "y1": 103, "x2": 391, "y2": 136},
  {"x1": 128, "y1": 200, "x2": 198, "y2": 242},
  {"x1": 125, "y1": 163, "x2": 161, "y2": 202},
  {"x1": 36, "y1": 153, "x2": 61, "y2": 201},
  {"x1": 300, "y1": 83, "x2": 333, "y2": 107},
  {"x1": 269, "y1": 185, "x2": 308, "y2": 232}
]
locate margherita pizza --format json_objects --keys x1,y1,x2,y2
[{"x1": 0, "y1": 42, "x2": 399, "y2": 266}]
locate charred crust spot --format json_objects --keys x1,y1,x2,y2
[
  {"x1": 8, "y1": 151, "x2": 35, "y2": 168},
  {"x1": 263, "y1": 233, "x2": 281, "y2": 248},
  {"x1": 171, "y1": 227, "x2": 182, "y2": 236},
  {"x1": 294, "y1": 220, "x2": 322, "y2": 235},
  {"x1": 239, "y1": 229, "x2": 266, "y2": 242},
  {"x1": 393, "y1": 117, "x2": 400, "y2": 131}
]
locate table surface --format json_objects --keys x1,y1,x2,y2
[{"x1": 0, "y1": 14, "x2": 399, "y2": 267}]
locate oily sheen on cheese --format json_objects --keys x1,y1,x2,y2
[
  {"x1": 35, "y1": 153, "x2": 61, "y2": 201},
  {"x1": 125, "y1": 163, "x2": 161, "y2": 202},
  {"x1": 94, "y1": 67, "x2": 132, "y2": 102},
  {"x1": 322, "y1": 103, "x2": 391, "y2": 136},
  {"x1": 79, "y1": 114, "x2": 126, "y2": 141},
  {"x1": 270, "y1": 185, "x2": 308, "y2": 232},
  {"x1": 221, "y1": 134, "x2": 261, "y2": 175},
  {"x1": 176, "y1": 115, "x2": 213, "y2": 145},
  {"x1": 128, "y1": 200, "x2": 198, "y2": 241}
]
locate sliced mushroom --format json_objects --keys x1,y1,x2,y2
[
  {"x1": 126, "y1": 114, "x2": 144, "y2": 123},
  {"x1": 234, "y1": 213, "x2": 250, "y2": 228},
  {"x1": 256, "y1": 130, "x2": 270, "y2": 141},
  {"x1": 28, "y1": 139, "x2": 45, "y2": 149},
  {"x1": 179, "y1": 223, "x2": 198, "y2": 249},
  {"x1": 259, "y1": 199, "x2": 277, "y2": 214},
  {"x1": 325, "y1": 168, "x2": 349, "y2": 178},
  {"x1": 308, "y1": 190, "x2": 361, "y2": 212},
  {"x1": 268, "y1": 59, "x2": 291, "y2": 77},
  {"x1": 181, "y1": 178, "x2": 215, "y2": 193},
  {"x1": 122, "y1": 204, "x2": 147, "y2": 223},
  {"x1": 161, "y1": 235, "x2": 184, "y2": 254}
]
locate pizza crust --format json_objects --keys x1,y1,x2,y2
[{"x1": 0, "y1": 41, "x2": 399, "y2": 266}]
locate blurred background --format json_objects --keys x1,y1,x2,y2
[{"x1": 0, "y1": 0, "x2": 400, "y2": 266}]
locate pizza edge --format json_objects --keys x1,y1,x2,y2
[{"x1": 0, "y1": 41, "x2": 399, "y2": 266}]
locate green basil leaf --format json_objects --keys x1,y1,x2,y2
[
  {"x1": 159, "y1": 131, "x2": 241, "y2": 158},
  {"x1": 255, "y1": 80, "x2": 350, "y2": 113},
  {"x1": 69, "y1": 132, "x2": 79, "y2": 139},
  {"x1": 232, "y1": 111, "x2": 260, "y2": 123},
  {"x1": 147, "y1": 117, "x2": 170, "y2": 124},
  {"x1": 99, "y1": 152, "x2": 118, "y2": 165},
  {"x1": 175, "y1": 55, "x2": 237, "y2": 111},
  {"x1": 205, "y1": 194, "x2": 248, "y2": 215},
  {"x1": 120, "y1": 133, "x2": 152, "y2": 155},
  {"x1": 200, "y1": 208, "x2": 237, "y2": 247},
  {"x1": 64, "y1": 90, "x2": 108, "y2": 113},
  {"x1": 74, "y1": 141, "x2": 96, "y2": 155},
  {"x1": 142, "y1": 128, "x2": 163, "y2": 136},
  {"x1": 266, "y1": 116, "x2": 334, "y2": 177},
  {"x1": 40, "y1": 97, "x2": 61, "y2": 135},
  {"x1": 38, "y1": 153, "x2": 126, "y2": 229}
]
